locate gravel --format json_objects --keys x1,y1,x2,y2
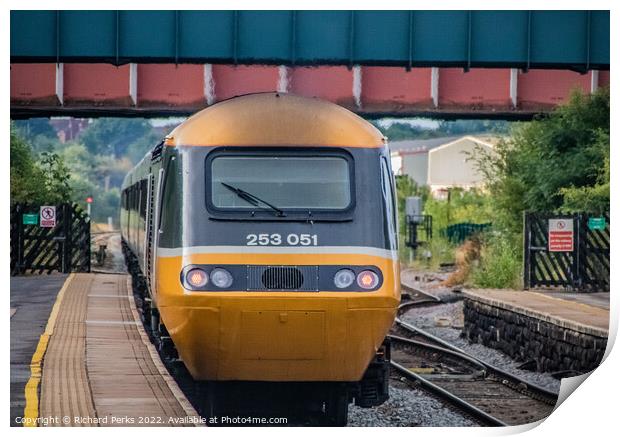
[
  {"x1": 348, "y1": 386, "x2": 476, "y2": 427},
  {"x1": 400, "y1": 301, "x2": 562, "y2": 393},
  {"x1": 401, "y1": 269, "x2": 462, "y2": 302}
]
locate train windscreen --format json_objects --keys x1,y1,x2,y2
[{"x1": 210, "y1": 155, "x2": 352, "y2": 211}]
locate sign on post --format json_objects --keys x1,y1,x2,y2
[
  {"x1": 22, "y1": 213, "x2": 38, "y2": 225},
  {"x1": 40, "y1": 206, "x2": 57, "y2": 228},
  {"x1": 548, "y1": 218, "x2": 573, "y2": 252},
  {"x1": 588, "y1": 217, "x2": 606, "y2": 231}
]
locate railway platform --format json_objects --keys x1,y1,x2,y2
[
  {"x1": 12, "y1": 273, "x2": 202, "y2": 427},
  {"x1": 462, "y1": 289, "x2": 609, "y2": 373},
  {"x1": 462, "y1": 289, "x2": 609, "y2": 337},
  {"x1": 11, "y1": 274, "x2": 68, "y2": 425}
]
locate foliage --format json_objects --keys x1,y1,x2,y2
[
  {"x1": 471, "y1": 87, "x2": 610, "y2": 233},
  {"x1": 10, "y1": 129, "x2": 72, "y2": 204},
  {"x1": 470, "y1": 233, "x2": 522, "y2": 289},
  {"x1": 395, "y1": 176, "x2": 430, "y2": 261},
  {"x1": 395, "y1": 175, "x2": 429, "y2": 234},
  {"x1": 413, "y1": 235, "x2": 456, "y2": 272},
  {"x1": 126, "y1": 130, "x2": 161, "y2": 163},
  {"x1": 437, "y1": 119, "x2": 510, "y2": 136},
  {"x1": 39, "y1": 152, "x2": 72, "y2": 202},
  {"x1": 12, "y1": 118, "x2": 60, "y2": 153},
  {"x1": 559, "y1": 130, "x2": 610, "y2": 215},
  {"x1": 92, "y1": 188, "x2": 122, "y2": 224},
  {"x1": 80, "y1": 118, "x2": 154, "y2": 157},
  {"x1": 372, "y1": 119, "x2": 510, "y2": 141},
  {"x1": 401, "y1": 187, "x2": 495, "y2": 270},
  {"x1": 423, "y1": 188, "x2": 494, "y2": 232},
  {"x1": 11, "y1": 116, "x2": 166, "y2": 226}
]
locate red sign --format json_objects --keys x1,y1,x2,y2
[
  {"x1": 548, "y1": 219, "x2": 574, "y2": 252},
  {"x1": 40, "y1": 205, "x2": 56, "y2": 228},
  {"x1": 86, "y1": 196, "x2": 93, "y2": 204}
]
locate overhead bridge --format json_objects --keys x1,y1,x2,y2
[{"x1": 10, "y1": 11, "x2": 610, "y2": 118}]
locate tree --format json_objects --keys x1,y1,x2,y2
[
  {"x1": 39, "y1": 152, "x2": 72, "y2": 203},
  {"x1": 10, "y1": 130, "x2": 46, "y2": 203},
  {"x1": 10, "y1": 129, "x2": 72, "y2": 204},
  {"x1": 80, "y1": 118, "x2": 154, "y2": 157},
  {"x1": 12, "y1": 118, "x2": 57, "y2": 141},
  {"x1": 472, "y1": 87, "x2": 610, "y2": 232},
  {"x1": 560, "y1": 130, "x2": 610, "y2": 215},
  {"x1": 126, "y1": 130, "x2": 160, "y2": 164}
]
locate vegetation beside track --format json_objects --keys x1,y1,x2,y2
[
  {"x1": 396, "y1": 87, "x2": 610, "y2": 288},
  {"x1": 10, "y1": 118, "x2": 169, "y2": 225}
]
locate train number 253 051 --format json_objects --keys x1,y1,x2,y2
[{"x1": 246, "y1": 233, "x2": 318, "y2": 246}]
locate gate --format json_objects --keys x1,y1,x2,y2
[
  {"x1": 523, "y1": 212, "x2": 609, "y2": 291},
  {"x1": 10, "y1": 203, "x2": 91, "y2": 275}
]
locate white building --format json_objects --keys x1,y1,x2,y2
[
  {"x1": 427, "y1": 136, "x2": 495, "y2": 195},
  {"x1": 389, "y1": 137, "x2": 460, "y2": 186}
]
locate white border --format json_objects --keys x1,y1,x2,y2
[{"x1": 4, "y1": 3, "x2": 617, "y2": 437}]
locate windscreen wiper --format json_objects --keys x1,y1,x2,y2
[{"x1": 220, "y1": 182, "x2": 286, "y2": 217}]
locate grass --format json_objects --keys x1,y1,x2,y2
[{"x1": 469, "y1": 233, "x2": 522, "y2": 289}]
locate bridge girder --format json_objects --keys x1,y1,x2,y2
[
  {"x1": 10, "y1": 64, "x2": 608, "y2": 119},
  {"x1": 11, "y1": 11, "x2": 609, "y2": 71}
]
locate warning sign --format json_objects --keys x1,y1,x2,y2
[
  {"x1": 548, "y1": 219, "x2": 573, "y2": 252},
  {"x1": 40, "y1": 206, "x2": 57, "y2": 228}
]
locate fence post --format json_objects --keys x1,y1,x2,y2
[
  {"x1": 522, "y1": 211, "x2": 530, "y2": 289},
  {"x1": 62, "y1": 203, "x2": 72, "y2": 273},
  {"x1": 573, "y1": 213, "x2": 582, "y2": 290},
  {"x1": 16, "y1": 204, "x2": 24, "y2": 275}
]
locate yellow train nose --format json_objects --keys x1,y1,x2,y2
[
  {"x1": 154, "y1": 252, "x2": 400, "y2": 382},
  {"x1": 160, "y1": 297, "x2": 397, "y2": 381}
]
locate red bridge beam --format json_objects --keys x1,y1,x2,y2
[{"x1": 10, "y1": 63, "x2": 609, "y2": 119}]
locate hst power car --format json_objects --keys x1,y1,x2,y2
[{"x1": 121, "y1": 93, "x2": 400, "y2": 425}]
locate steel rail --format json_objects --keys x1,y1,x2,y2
[
  {"x1": 390, "y1": 360, "x2": 508, "y2": 427},
  {"x1": 396, "y1": 283, "x2": 560, "y2": 402},
  {"x1": 400, "y1": 280, "x2": 443, "y2": 303},
  {"x1": 388, "y1": 334, "x2": 488, "y2": 373}
]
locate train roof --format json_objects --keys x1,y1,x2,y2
[{"x1": 165, "y1": 93, "x2": 386, "y2": 148}]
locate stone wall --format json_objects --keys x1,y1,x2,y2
[{"x1": 463, "y1": 298, "x2": 607, "y2": 373}]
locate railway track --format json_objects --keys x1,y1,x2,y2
[{"x1": 392, "y1": 282, "x2": 558, "y2": 426}]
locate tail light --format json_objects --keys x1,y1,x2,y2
[{"x1": 357, "y1": 270, "x2": 379, "y2": 289}]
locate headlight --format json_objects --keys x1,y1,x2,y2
[
  {"x1": 357, "y1": 270, "x2": 379, "y2": 289},
  {"x1": 210, "y1": 268, "x2": 233, "y2": 288},
  {"x1": 334, "y1": 269, "x2": 356, "y2": 289},
  {"x1": 186, "y1": 268, "x2": 208, "y2": 288}
]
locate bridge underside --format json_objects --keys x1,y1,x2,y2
[{"x1": 10, "y1": 64, "x2": 609, "y2": 119}]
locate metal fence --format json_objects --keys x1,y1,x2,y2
[
  {"x1": 523, "y1": 212, "x2": 609, "y2": 291},
  {"x1": 442, "y1": 222, "x2": 491, "y2": 245},
  {"x1": 10, "y1": 203, "x2": 91, "y2": 275}
]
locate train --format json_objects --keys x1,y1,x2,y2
[{"x1": 120, "y1": 93, "x2": 400, "y2": 425}]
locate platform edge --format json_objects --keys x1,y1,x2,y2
[{"x1": 23, "y1": 273, "x2": 75, "y2": 427}]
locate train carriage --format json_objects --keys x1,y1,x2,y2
[{"x1": 121, "y1": 93, "x2": 400, "y2": 425}]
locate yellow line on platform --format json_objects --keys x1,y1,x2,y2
[{"x1": 23, "y1": 273, "x2": 75, "y2": 427}]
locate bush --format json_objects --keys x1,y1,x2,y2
[
  {"x1": 10, "y1": 129, "x2": 72, "y2": 204},
  {"x1": 424, "y1": 188, "x2": 494, "y2": 232},
  {"x1": 470, "y1": 233, "x2": 522, "y2": 289},
  {"x1": 471, "y1": 87, "x2": 610, "y2": 233}
]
